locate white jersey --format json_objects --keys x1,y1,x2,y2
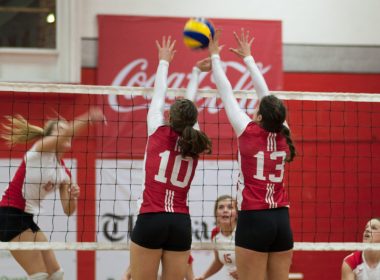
[
  {"x1": 211, "y1": 227, "x2": 236, "y2": 279},
  {"x1": 23, "y1": 146, "x2": 71, "y2": 214},
  {"x1": 1, "y1": 146, "x2": 71, "y2": 214},
  {"x1": 344, "y1": 251, "x2": 380, "y2": 280}
]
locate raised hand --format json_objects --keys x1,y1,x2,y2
[
  {"x1": 208, "y1": 29, "x2": 222, "y2": 55},
  {"x1": 229, "y1": 28, "x2": 254, "y2": 59},
  {"x1": 89, "y1": 107, "x2": 107, "y2": 125},
  {"x1": 196, "y1": 57, "x2": 212, "y2": 72},
  {"x1": 156, "y1": 36, "x2": 176, "y2": 63}
]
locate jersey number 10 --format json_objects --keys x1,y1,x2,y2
[{"x1": 154, "y1": 150, "x2": 194, "y2": 188}]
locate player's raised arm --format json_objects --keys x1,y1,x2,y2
[
  {"x1": 186, "y1": 57, "x2": 211, "y2": 130},
  {"x1": 147, "y1": 36, "x2": 176, "y2": 136},
  {"x1": 230, "y1": 29, "x2": 269, "y2": 100},
  {"x1": 209, "y1": 30, "x2": 251, "y2": 137},
  {"x1": 230, "y1": 29, "x2": 290, "y2": 128}
]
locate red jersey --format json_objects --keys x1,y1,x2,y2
[
  {"x1": 0, "y1": 160, "x2": 27, "y2": 210},
  {"x1": 237, "y1": 122, "x2": 290, "y2": 210},
  {"x1": 138, "y1": 126, "x2": 198, "y2": 214}
]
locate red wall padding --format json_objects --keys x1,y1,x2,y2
[
  {"x1": 81, "y1": 68, "x2": 380, "y2": 280},
  {"x1": 284, "y1": 72, "x2": 380, "y2": 93},
  {"x1": 0, "y1": 68, "x2": 378, "y2": 279}
]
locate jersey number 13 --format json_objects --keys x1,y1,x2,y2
[{"x1": 253, "y1": 151, "x2": 286, "y2": 183}]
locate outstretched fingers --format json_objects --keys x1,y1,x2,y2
[
  {"x1": 208, "y1": 29, "x2": 222, "y2": 55},
  {"x1": 242, "y1": 28, "x2": 250, "y2": 43},
  {"x1": 230, "y1": 28, "x2": 254, "y2": 58},
  {"x1": 157, "y1": 35, "x2": 177, "y2": 62},
  {"x1": 169, "y1": 38, "x2": 176, "y2": 51},
  {"x1": 233, "y1": 31, "x2": 242, "y2": 45},
  {"x1": 155, "y1": 40, "x2": 161, "y2": 50},
  {"x1": 213, "y1": 28, "x2": 222, "y2": 44},
  {"x1": 249, "y1": 37, "x2": 255, "y2": 46}
]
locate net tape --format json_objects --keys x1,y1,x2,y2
[
  {"x1": 1, "y1": 242, "x2": 380, "y2": 251},
  {"x1": 1, "y1": 82, "x2": 380, "y2": 102}
]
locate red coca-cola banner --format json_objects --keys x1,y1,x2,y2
[{"x1": 97, "y1": 15, "x2": 282, "y2": 158}]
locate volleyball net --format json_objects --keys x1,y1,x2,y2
[{"x1": 0, "y1": 82, "x2": 379, "y2": 251}]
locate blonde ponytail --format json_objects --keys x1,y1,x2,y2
[{"x1": 1, "y1": 115, "x2": 44, "y2": 146}]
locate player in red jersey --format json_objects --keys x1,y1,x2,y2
[
  {"x1": 0, "y1": 108, "x2": 105, "y2": 280},
  {"x1": 208, "y1": 29, "x2": 296, "y2": 280},
  {"x1": 342, "y1": 218, "x2": 380, "y2": 280},
  {"x1": 130, "y1": 36, "x2": 212, "y2": 280},
  {"x1": 196, "y1": 195, "x2": 238, "y2": 280}
]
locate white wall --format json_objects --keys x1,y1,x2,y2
[{"x1": 81, "y1": 0, "x2": 380, "y2": 45}]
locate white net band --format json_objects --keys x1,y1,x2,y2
[
  {"x1": 1, "y1": 242, "x2": 380, "y2": 251},
  {"x1": 0, "y1": 82, "x2": 379, "y2": 102}
]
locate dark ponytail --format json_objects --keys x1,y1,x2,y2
[
  {"x1": 170, "y1": 99, "x2": 212, "y2": 158},
  {"x1": 259, "y1": 95, "x2": 296, "y2": 162},
  {"x1": 178, "y1": 125, "x2": 212, "y2": 158},
  {"x1": 280, "y1": 125, "x2": 296, "y2": 162}
]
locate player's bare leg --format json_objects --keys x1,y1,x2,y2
[
  {"x1": 130, "y1": 241, "x2": 162, "y2": 280},
  {"x1": 236, "y1": 246, "x2": 268, "y2": 280},
  {"x1": 161, "y1": 250, "x2": 190, "y2": 280}
]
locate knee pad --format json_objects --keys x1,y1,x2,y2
[
  {"x1": 29, "y1": 272, "x2": 49, "y2": 280},
  {"x1": 48, "y1": 269, "x2": 64, "y2": 280}
]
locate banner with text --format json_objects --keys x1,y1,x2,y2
[{"x1": 97, "y1": 15, "x2": 282, "y2": 158}]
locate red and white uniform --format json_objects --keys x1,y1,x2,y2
[
  {"x1": 211, "y1": 227, "x2": 236, "y2": 279},
  {"x1": 211, "y1": 54, "x2": 290, "y2": 210},
  {"x1": 139, "y1": 126, "x2": 198, "y2": 214},
  {"x1": 344, "y1": 251, "x2": 380, "y2": 280},
  {"x1": 138, "y1": 61, "x2": 201, "y2": 214},
  {"x1": 237, "y1": 123, "x2": 289, "y2": 210},
  {"x1": 0, "y1": 145, "x2": 71, "y2": 214}
]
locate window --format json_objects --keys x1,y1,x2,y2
[
  {"x1": 0, "y1": 0, "x2": 80, "y2": 83},
  {"x1": 0, "y1": 0, "x2": 56, "y2": 49}
]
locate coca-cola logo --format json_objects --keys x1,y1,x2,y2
[{"x1": 108, "y1": 58, "x2": 271, "y2": 115}]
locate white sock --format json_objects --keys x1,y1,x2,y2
[
  {"x1": 48, "y1": 269, "x2": 64, "y2": 280},
  {"x1": 29, "y1": 272, "x2": 49, "y2": 280}
]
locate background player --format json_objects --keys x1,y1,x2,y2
[
  {"x1": 195, "y1": 195, "x2": 238, "y2": 280},
  {"x1": 341, "y1": 218, "x2": 380, "y2": 280}
]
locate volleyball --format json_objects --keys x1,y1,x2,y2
[{"x1": 183, "y1": 18, "x2": 215, "y2": 49}]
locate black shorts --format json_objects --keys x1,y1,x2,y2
[
  {"x1": 131, "y1": 212, "x2": 192, "y2": 251},
  {"x1": 0, "y1": 207, "x2": 40, "y2": 242},
  {"x1": 235, "y1": 207, "x2": 293, "y2": 252}
]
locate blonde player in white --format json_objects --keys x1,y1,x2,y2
[
  {"x1": 196, "y1": 195, "x2": 238, "y2": 280},
  {"x1": 0, "y1": 108, "x2": 105, "y2": 280},
  {"x1": 342, "y1": 218, "x2": 380, "y2": 280}
]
